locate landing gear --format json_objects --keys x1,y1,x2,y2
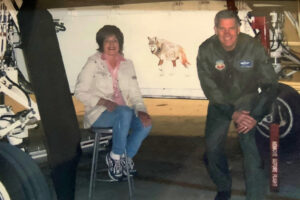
[
  {"x1": 0, "y1": 142, "x2": 52, "y2": 200},
  {"x1": 256, "y1": 83, "x2": 300, "y2": 156}
]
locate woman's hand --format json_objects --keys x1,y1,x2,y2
[
  {"x1": 97, "y1": 98, "x2": 118, "y2": 112},
  {"x1": 138, "y1": 111, "x2": 152, "y2": 127}
]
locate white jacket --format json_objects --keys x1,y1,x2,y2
[{"x1": 74, "y1": 52, "x2": 147, "y2": 128}]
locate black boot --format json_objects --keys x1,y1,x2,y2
[{"x1": 215, "y1": 191, "x2": 231, "y2": 200}]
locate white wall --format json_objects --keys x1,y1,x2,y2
[{"x1": 19, "y1": 1, "x2": 253, "y2": 99}]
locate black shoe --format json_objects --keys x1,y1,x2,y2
[
  {"x1": 215, "y1": 191, "x2": 231, "y2": 200},
  {"x1": 121, "y1": 155, "x2": 137, "y2": 176},
  {"x1": 105, "y1": 153, "x2": 123, "y2": 181}
]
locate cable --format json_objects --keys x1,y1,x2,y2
[{"x1": 4, "y1": 74, "x2": 31, "y2": 107}]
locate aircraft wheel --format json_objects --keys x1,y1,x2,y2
[
  {"x1": 256, "y1": 83, "x2": 300, "y2": 159},
  {"x1": 0, "y1": 142, "x2": 52, "y2": 200}
]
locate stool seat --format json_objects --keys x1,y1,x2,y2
[
  {"x1": 88, "y1": 127, "x2": 134, "y2": 200},
  {"x1": 80, "y1": 128, "x2": 112, "y2": 150}
]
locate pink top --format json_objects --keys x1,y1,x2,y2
[{"x1": 101, "y1": 53, "x2": 126, "y2": 105}]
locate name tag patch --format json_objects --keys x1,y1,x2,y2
[{"x1": 240, "y1": 60, "x2": 253, "y2": 68}]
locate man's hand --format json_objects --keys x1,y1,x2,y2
[
  {"x1": 232, "y1": 110, "x2": 257, "y2": 134},
  {"x1": 138, "y1": 111, "x2": 152, "y2": 127},
  {"x1": 97, "y1": 98, "x2": 117, "y2": 112}
]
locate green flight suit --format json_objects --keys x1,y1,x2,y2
[{"x1": 197, "y1": 33, "x2": 278, "y2": 200}]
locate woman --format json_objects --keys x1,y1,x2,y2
[{"x1": 74, "y1": 25, "x2": 152, "y2": 181}]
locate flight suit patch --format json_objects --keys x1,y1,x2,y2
[
  {"x1": 239, "y1": 60, "x2": 253, "y2": 68},
  {"x1": 215, "y1": 60, "x2": 225, "y2": 71}
]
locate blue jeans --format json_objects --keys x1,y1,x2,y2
[{"x1": 92, "y1": 106, "x2": 151, "y2": 158}]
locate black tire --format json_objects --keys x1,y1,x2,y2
[
  {"x1": 256, "y1": 83, "x2": 300, "y2": 158},
  {"x1": 0, "y1": 142, "x2": 52, "y2": 200}
]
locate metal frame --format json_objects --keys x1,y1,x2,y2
[{"x1": 88, "y1": 127, "x2": 135, "y2": 200}]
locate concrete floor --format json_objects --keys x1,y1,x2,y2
[
  {"x1": 23, "y1": 99, "x2": 300, "y2": 200},
  {"x1": 38, "y1": 134, "x2": 300, "y2": 200}
]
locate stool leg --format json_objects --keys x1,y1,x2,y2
[
  {"x1": 124, "y1": 150, "x2": 135, "y2": 200},
  {"x1": 88, "y1": 132, "x2": 101, "y2": 200}
]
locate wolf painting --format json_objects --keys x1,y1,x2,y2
[{"x1": 147, "y1": 36, "x2": 190, "y2": 71}]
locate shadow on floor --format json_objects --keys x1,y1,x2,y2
[{"x1": 40, "y1": 135, "x2": 300, "y2": 200}]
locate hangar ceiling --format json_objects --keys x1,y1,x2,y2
[{"x1": 31, "y1": 0, "x2": 299, "y2": 11}]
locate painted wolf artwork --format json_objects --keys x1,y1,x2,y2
[{"x1": 147, "y1": 36, "x2": 190, "y2": 75}]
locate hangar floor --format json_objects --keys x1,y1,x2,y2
[
  {"x1": 39, "y1": 134, "x2": 300, "y2": 200},
  {"x1": 30, "y1": 98, "x2": 300, "y2": 200}
]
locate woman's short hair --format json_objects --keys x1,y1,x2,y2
[
  {"x1": 214, "y1": 10, "x2": 241, "y2": 27},
  {"x1": 96, "y1": 25, "x2": 124, "y2": 53}
]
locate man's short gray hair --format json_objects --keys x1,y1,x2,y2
[{"x1": 214, "y1": 10, "x2": 241, "y2": 27}]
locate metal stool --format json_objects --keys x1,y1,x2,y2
[{"x1": 88, "y1": 127, "x2": 134, "y2": 200}]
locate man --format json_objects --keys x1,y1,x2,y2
[{"x1": 197, "y1": 10, "x2": 278, "y2": 200}]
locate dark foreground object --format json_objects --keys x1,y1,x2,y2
[
  {"x1": 0, "y1": 142, "x2": 52, "y2": 200},
  {"x1": 17, "y1": 1, "x2": 81, "y2": 199}
]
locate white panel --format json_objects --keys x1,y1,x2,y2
[{"x1": 40, "y1": 1, "x2": 252, "y2": 99}]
